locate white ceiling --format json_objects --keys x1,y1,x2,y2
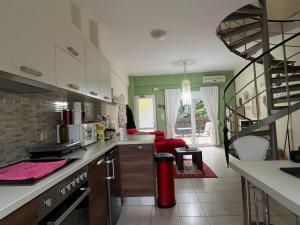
[{"x1": 75, "y1": 0, "x2": 255, "y2": 76}]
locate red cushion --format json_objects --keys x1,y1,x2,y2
[
  {"x1": 155, "y1": 136, "x2": 165, "y2": 142},
  {"x1": 150, "y1": 131, "x2": 165, "y2": 137},
  {"x1": 127, "y1": 128, "x2": 138, "y2": 135},
  {"x1": 154, "y1": 141, "x2": 167, "y2": 153}
]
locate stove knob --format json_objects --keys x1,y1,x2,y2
[
  {"x1": 75, "y1": 177, "x2": 80, "y2": 184},
  {"x1": 66, "y1": 184, "x2": 71, "y2": 191},
  {"x1": 60, "y1": 188, "x2": 66, "y2": 196},
  {"x1": 44, "y1": 198, "x2": 52, "y2": 207},
  {"x1": 71, "y1": 180, "x2": 76, "y2": 187},
  {"x1": 79, "y1": 174, "x2": 84, "y2": 181},
  {"x1": 83, "y1": 172, "x2": 87, "y2": 178}
]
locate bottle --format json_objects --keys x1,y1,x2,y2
[
  {"x1": 59, "y1": 120, "x2": 69, "y2": 144},
  {"x1": 96, "y1": 121, "x2": 105, "y2": 142}
]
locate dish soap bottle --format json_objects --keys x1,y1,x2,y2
[{"x1": 96, "y1": 121, "x2": 105, "y2": 142}]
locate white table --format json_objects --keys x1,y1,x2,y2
[{"x1": 229, "y1": 160, "x2": 300, "y2": 225}]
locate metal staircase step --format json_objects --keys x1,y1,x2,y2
[
  {"x1": 248, "y1": 129, "x2": 271, "y2": 137},
  {"x1": 223, "y1": 12, "x2": 260, "y2": 22},
  {"x1": 239, "y1": 42, "x2": 262, "y2": 59},
  {"x1": 227, "y1": 31, "x2": 262, "y2": 50},
  {"x1": 236, "y1": 4, "x2": 262, "y2": 15},
  {"x1": 271, "y1": 66, "x2": 300, "y2": 74},
  {"x1": 272, "y1": 93, "x2": 300, "y2": 104},
  {"x1": 272, "y1": 83, "x2": 300, "y2": 94},
  {"x1": 223, "y1": 5, "x2": 261, "y2": 22},
  {"x1": 256, "y1": 58, "x2": 295, "y2": 66},
  {"x1": 218, "y1": 21, "x2": 261, "y2": 39},
  {"x1": 272, "y1": 74, "x2": 300, "y2": 84}
]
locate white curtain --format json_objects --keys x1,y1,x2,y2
[
  {"x1": 165, "y1": 89, "x2": 182, "y2": 138},
  {"x1": 199, "y1": 86, "x2": 220, "y2": 145}
]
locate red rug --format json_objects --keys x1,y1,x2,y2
[{"x1": 174, "y1": 159, "x2": 217, "y2": 179}]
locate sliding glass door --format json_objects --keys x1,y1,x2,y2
[{"x1": 174, "y1": 91, "x2": 212, "y2": 146}]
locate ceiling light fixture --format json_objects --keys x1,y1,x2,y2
[
  {"x1": 177, "y1": 60, "x2": 193, "y2": 106},
  {"x1": 150, "y1": 29, "x2": 167, "y2": 40}
]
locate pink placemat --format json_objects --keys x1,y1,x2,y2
[{"x1": 0, "y1": 160, "x2": 68, "y2": 181}]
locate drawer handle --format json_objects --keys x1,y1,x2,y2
[
  {"x1": 67, "y1": 46, "x2": 79, "y2": 57},
  {"x1": 20, "y1": 66, "x2": 42, "y2": 77},
  {"x1": 89, "y1": 91, "x2": 99, "y2": 96},
  {"x1": 138, "y1": 146, "x2": 143, "y2": 149},
  {"x1": 97, "y1": 159, "x2": 104, "y2": 166},
  {"x1": 68, "y1": 84, "x2": 80, "y2": 90},
  {"x1": 104, "y1": 96, "x2": 110, "y2": 100}
]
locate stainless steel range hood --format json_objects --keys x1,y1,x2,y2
[{"x1": 0, "y1": 70, "x2": 57, "y2": 93}]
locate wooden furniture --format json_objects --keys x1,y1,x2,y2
[
  {"x1": 230, "y1": 160, "x2": 300, "y2": 225},
  {"x1": 118, "y1": 144, "x2": 155, "y2": 197},
  {"x1": 175, "y1": 147, "x2": 203, "y2": 171},
  {"x1": 88, "y1": 155, "x2": 108, "y2": 225},
  {"x1": 0, "y1": 200, "x2": 37, "y2": 225}
]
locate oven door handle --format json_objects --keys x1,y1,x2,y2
[{"x1": 46, "y1": 187, "x2": 90, "y2": 225}]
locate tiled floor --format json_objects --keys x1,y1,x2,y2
[{"x1": 117, "y1": 147, "x2": 297, "y2": 225}]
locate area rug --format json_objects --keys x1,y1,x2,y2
[{"x1": 174, "y1": 159, "x2": 217, "y2": 179}]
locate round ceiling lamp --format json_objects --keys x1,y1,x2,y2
[{"x1": 150, "y1": 29, "x2": 167, "y2": 40}]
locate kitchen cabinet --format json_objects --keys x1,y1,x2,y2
[
  {"x1": 118, "y1": 144, "x2": 155, "y2": 197},
  {"x1": 100, "y1": 54, "x2": 112, "y2": 102},
  {"x1": 0, "y1": 200, "x2": 37, "y2": 225},
  {"x1": 0, "y1": 0, "x2": 56, "y2": 85},
  {"x1": 88, "y1": 155, "x2": 108, "y2": 225},
  {"x1": 55, "y1": 0, "x2": 85, "y2": 64},
  {"x1": 85, "y1": 41, "x2": 101, "y2": 99},
  {"x1": 55, "y1": 47, "x2": 86, "y2": 95}
]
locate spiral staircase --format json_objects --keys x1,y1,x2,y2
[{"x1": 217, "y1": 0, "x2": 300, "y2": 162}]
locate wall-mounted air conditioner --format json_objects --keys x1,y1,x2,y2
[{"x1": 203, "y1": 75, "x2": 226, "y2": 84}]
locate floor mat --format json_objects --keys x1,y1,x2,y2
[{"x1": 174, "y1": 159, "x2": 217, "y2": 179}]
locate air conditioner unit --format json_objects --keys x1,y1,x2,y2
[{"x1": 203, "y1": 75, "x2": 226, "y2": 84}]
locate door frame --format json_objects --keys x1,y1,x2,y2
[{"x1": 134, "y1": 95, "x2": 157, "y2": 131}]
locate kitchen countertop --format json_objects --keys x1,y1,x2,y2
[{"x1": 0, "y1": 135, "x2": 155, "y2": 220}]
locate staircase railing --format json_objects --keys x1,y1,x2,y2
[{"x1": 222, "y1": 20, "x2": 300, "y2": 163}]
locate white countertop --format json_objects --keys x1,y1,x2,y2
[
  {"x1": 117, "y1": 134, "x2": 155, "y2": 145},
  {"x1": 229, "y1": 160, "x2": 300, "y2": 216},
  {"x1": 0, "y1": 135, "x2": 155, "y2": 220}
]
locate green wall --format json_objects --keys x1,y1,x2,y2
[{"x1": 128, "y1": 71, "x2": 235, "y2": 144}]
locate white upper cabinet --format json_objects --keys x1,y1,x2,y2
[
  {"x1": 0, "y1": 0, "x2": 56, "y2": 85},
  {"x1": 85, "y1": 40, "x2": 101, "y2": 98},
  {"x1": 56, "y1": 47, "x2": 86, "y2": 95},
  {"x1": 100, "y1": 54, "x2": 112, "y2": 102},
  {"x1": 55, "y1": 0, "x2": 85, "y2": 64}
]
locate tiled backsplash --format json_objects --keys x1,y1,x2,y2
[{"x1": 0, "y1": 89, "x2": 103, "y2": 166}]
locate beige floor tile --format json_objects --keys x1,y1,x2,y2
[
  {"x1": 175, "y1": 182, "x2": 195, "y2": 193},
  {"x1": 150, "y1": 216, "x2": 180, "y2": 225},
  {"x1": 180, "y1": 216, "x2": 211, "y2": 225},
  {"x1": 151, "y1": 206, "x2": 178, "y2": 217},
  {"x1": 208, "y1": 215, "x2": 243, "y2": 225},
  {"x1": 202, "y1": 202, "x2": 242, "y2": 216},
  {"x1": 177, "y1": 203, "x2": 206, "y2": 216},
  {"x1": 175, "y1": 192, "x2": 199, "y2": 203}
]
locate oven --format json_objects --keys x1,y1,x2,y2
[{"x1": 38, "y1": 166, "x2": 89, "y2": 225}]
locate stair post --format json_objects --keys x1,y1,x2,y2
[{"x1": 259, "y1": 0, "x2": 278, "y2": 159}]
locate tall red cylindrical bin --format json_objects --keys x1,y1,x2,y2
[{"x1": 154, "y1": 153, "x2": 176, "y2": 208}]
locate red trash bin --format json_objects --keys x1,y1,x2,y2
[{"x1": 154, "y1": 153, "x2": 176, "y2": 208}]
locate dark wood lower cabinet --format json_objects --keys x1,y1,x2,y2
[
  {"x1": 119, "y1": 144, "x2": 155, "y2": 197},
  {"x1": 89, "y1": 155, "x2": 108, "y2": 225},
  {"x1": 0, "y1": 200, "x2": 38, "y2": 225}
]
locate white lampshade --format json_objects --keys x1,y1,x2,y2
[{"x1": 181, "y1": 79, "x2": 192, "y2": 105}]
